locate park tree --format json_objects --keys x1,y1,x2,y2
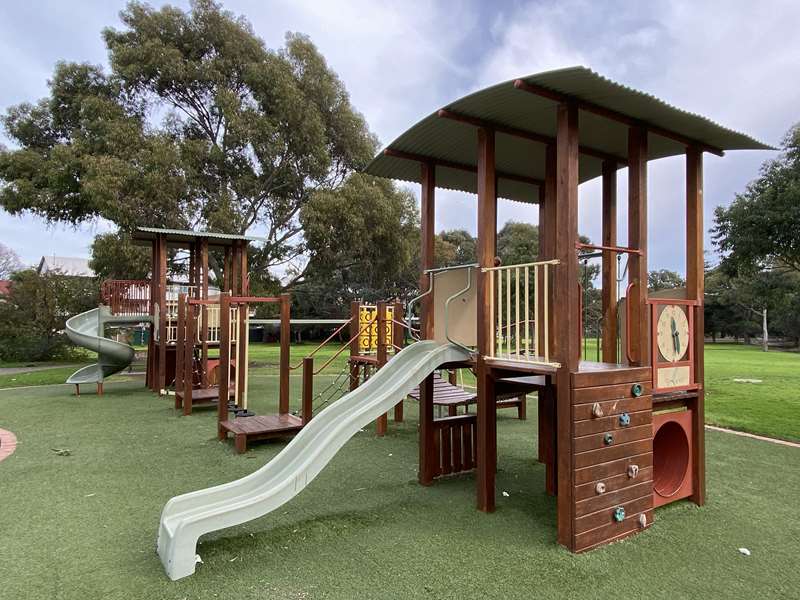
[
  {"x1": 435, "y1": 229, "x2": 476, "y2": 268},
  {"x1": 291, "y1": 174, "x2": 419, "y2": 317},
  {"x1": 0, "y1": 242, "x2": 23, "y2": 278},
  {"x1": 0, "y1": 269, "x2": 98, "y2": 361},
  {"x1": 648, "y1": 269, "x2": 686, "y2": 292},
  {"x1": 713, "y1": 124, "x2": 800, "y2": 274},
  {"x1": 0, "y1": 0, "x2": 377, "y2": 283}
]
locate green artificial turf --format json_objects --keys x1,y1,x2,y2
[
  {"x1": 704, "y1": 344, "x2": 800, "y2": 442},
  {"x1": 1, "y1": 366, "x2": 798, "y2": 599},
  {"x1": 0, "y1": 365, "x2": 92, "y2": 389}
]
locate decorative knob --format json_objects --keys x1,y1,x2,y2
[
  {"x1": 591, "y1": 402, "x2": 604, "y2": 418},
  {"x1": 638, "y1": 513, "x2": 647, "y2": 528},
  {"x1": 631, "y1": 383, "x2": 643, "y2": 397},
  {"x1": 613, "y1": 507, "x2": 626, "y2": 522},
  {"x1": 595, "y1": 482, "x2": 606, "y2": 495},
  {"x1": 619, "y1": 413, "x2": 631, "y2": 426},
  {"x1": 604, "y1": 433, "x2": 614, "y2": 446},
  {"x1": 627, "y1": 464, "x2": 639, "y2": 478}
]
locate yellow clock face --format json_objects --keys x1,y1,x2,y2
[{"x1": 656, "y1": 305, "x2": 689, "y2": 363}]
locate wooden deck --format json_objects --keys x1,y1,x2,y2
[{"x1": 219, "y1": 413, "x2": 304, "y2": 453}]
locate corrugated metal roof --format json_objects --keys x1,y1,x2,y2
[
  {"x1": 132, "y1": 227, "x2": 262, "y2": 246},
  {"x1": 365, "y1": 66, "x2": 774, "y2": 203}
]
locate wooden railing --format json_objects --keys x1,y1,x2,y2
[
  {"x1": 482, "y1": 259, "x2": 560, "y2": 367},
  {"x1": 101, "y1": 280, "x2": 151, "y2": 316}
]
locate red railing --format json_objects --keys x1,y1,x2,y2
[{"x1": 101, "y1": 279, "x2": 151, "y2": 316}]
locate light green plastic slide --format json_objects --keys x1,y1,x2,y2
[
  {"x1": 65, "y1": 306, "x2": 149, "y2": 386},
  {"x1": 157, "y1": 340, "x2": 471, "y2": 580}
]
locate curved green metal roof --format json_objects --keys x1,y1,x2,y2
[{"x1": 365, "y1": 66, "x2": 774, "y2": 203}]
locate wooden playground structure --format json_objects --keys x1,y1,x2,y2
[
  {"x1": 364, "y1": 67, "x2": 770, "y2": 552},
  {"x1": 100, "y1": 69, "x2": 772, "y2": 559}
]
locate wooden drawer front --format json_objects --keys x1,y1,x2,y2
[
  {"x1": 573, "y1": 424, "x2": 652, "y2": 453},
  {"x1": 575, "y1": 509, "x2": 653, "y2": 553},
  {"x1": 574, "y1": 452, "x2": 653, "y2": 485},
  {"x1": 573, "y1": 381, "x2": 652, "y2": 404},
  {"x1": 575, "y1": 466, "x2": 654, "y2": 501},
  {"x1": 574, "y1": 409, "x2": 651, "y2": 436},
  {"x1": 574, "y1": 494, "x2": 653, "y2": 535},
  {"x1": 575, "y1": 479, "x2": 653, "y2": 518},
  {"x1": 574, "y1": 438, "x2": 652, "y2": 469},
  {"x1": 573, "y1": 396, "x2": 651, "y2": 421}
]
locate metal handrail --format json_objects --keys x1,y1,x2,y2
[
  {"x1": 481, "y1": 259, "x2": 559, "y2": 272},
  {"x1": 625, "y1": 280, "x2": 636, "y2": 364}
]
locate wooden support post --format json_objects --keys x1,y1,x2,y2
[
  {"x1": 554, "y1": 101, "x2": 580, "y2": 548},
  {"x1": 539, "y1": 144, "x2": 557, "y2": 355},
  {"x1": 279, "y1": 293, "x2": 291, "y2": 415},
  {"x1": 302, "y1": 356, "x2": 314, "y2": 425},
  {"x1": 236, "y1": 301, "x2": 248, "y2": 407},
  {"x1": 376, "y1": 300, "x2": 388, "y2": 436},
  {"x1": 157, "y1": 233, "x2": 168, "y2": 392},
  {"x1": 200, "y1": 239, "x2": 209, "y2": 388},
  {"x1": 627, "y1": 126, "x2": 649, "y2": 366},
  {"x1": 146, "y1": 241, "x2": 157, "y2": 391},
  {"x1": 223, "y1": 246, "x2": 232, "y2": 293},
  {"x1": 218, "y1": 293, "x2": 231, "y2": 439},
  {"x1": 601, "y1": 160, "x2": 618, "y2": 363},
  {"x1": 476, "y1": 126, "x2": 498, "y2": 512},
  {"x1": 175, "y1": 294, "x2": 186, "y2": 410},
  {"x1": 419, "y1": 161, "x2": 437, "y2": 485},
  {"x1": 686, "y1": 145, "x2": 706, "y2": 505},
  {"x1": 349, "y1": 301, "x2": 360, "y2": 391},
  {"x1": 183, "y1": 301, "x2": 195, "y2": 415},
  {"x1": 392, "y1": 299, "x2": 405, "y2": 422}
]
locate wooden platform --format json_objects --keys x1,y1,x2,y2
[
  {"x1": 219, "y1": 413, "x2": 304, "y2": 453},
  {"x1": 174, "y1": 385, "x2": 235, "y2": 409}
]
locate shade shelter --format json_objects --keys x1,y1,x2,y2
[{"x1": 365, "y1": 66, "x2": 771, "y2": 551}]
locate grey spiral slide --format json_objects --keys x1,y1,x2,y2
[
  {"x1": 157, "y1": 340, "x2": 471, "y2": 580},
  {"x1": 65, "y1": 306, "x2": 148, "y2": 386}
]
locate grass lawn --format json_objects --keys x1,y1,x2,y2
[
  {"x1": 704, "y1": 344, "x2": 800, "y2": 442},
  {"x1": 1, "y1": 359, "x2": 799, "y2": 599}
]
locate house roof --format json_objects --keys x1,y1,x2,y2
[
  {"x1": 132, "y1": 227, "x2": 262, "y2": 247},
  {"x1": 37, "y1": 256, "x2": 94, "y2": 277},
  {"x1": 365, "y1": 66, "x2": 774, "y2": 203}
]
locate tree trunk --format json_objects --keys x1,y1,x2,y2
[{"x1": 762, "y1": 308, "x2": 768, "y2": 352}]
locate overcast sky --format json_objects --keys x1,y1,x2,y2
[{"x1": 1, "y1": 0, "x2": 797, "y2": 278}]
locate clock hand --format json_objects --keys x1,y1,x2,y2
[{"x1": 670, "y1": 317, "x2": 680, "y2": 356}]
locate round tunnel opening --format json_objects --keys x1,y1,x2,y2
[{"x1": 653, "y1": 420, "x2": 690, "y2": 498}]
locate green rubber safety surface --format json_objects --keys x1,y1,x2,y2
[{"x1": 0, "y1": 350, "x2": 798, "y2": 598}]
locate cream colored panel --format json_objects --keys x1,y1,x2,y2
[{"x1": 432, "y1": 268, "x2": 477, "y2": 347}]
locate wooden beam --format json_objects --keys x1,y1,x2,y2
[
  {"x1": 627, "y1": 126, "x2": 649, "y2": 366},
  {"x1": 553, "y1": 101, "x2": 580, "y2": 549},
  {"x1": 476, "y1": 126, "x2": 498, "y2": 513},
  {"x1": 438, "y1": 109, "x2": 627, "y2": 165},
  {"x1": 686, "y1": 145, "x2": 706, "y2": 505},
  {"x1": 420, "y1": 162, "x2": 436, "y2": 339},
  {"x1": 513, "y1": 79, "x2": 725, "y2": 157},
  {"x1": 419, "y1": 162, "x2": 436, "y2": 485},
  {"x1": 279, "y1": 293, "x2": 291, "y2": 414},
  {"x1": 601, "y1": 160, "x2": 618, "y2": 363},
  {"x1": 538, "y1": 144, "x2": 557, "y2": 355},
  {"x1": 157, "y1": 233, "x2": 168, "y2": 392},
  {"x1": 384, "y1": 148, "x2": 544, "y2": 188}
]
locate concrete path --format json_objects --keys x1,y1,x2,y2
[{"x1": 0, "y1": 364, "x2": 82, "y2": 376}]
